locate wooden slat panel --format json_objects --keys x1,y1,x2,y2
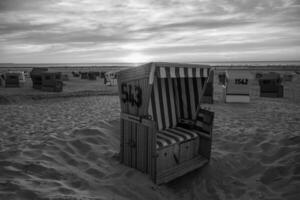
[
  {"x1": 148, "y1": 127, "x2": 153, "y2": 178},
  {"x1": 120, "y1": 119, "x2": 124, "y2": 163},
  {"x1": 157, "y1": 148, "x2": 169, "y2": 172},
  {"x1": 121, "y1": 118, "x2": 156, "y2": 174},
  {"x1": 179, "y1": 142, "x2": 188, "y2": 162},
  {"x1": 131, "y1": 122, "x2": 137, "y2": 168},
  {"x1": 123, "y1": 120, "x2": 129, "y2": 166},
  {"x1": 136, "y1": 125, "x2": 148, "y2": 172},
  {"x1": 119, "y1": 77, "x2": 151, "y2": 116},
  {"x1": 127, "y1": 121, "x2": 132, "y2": 166},
  {"x1": 136, "y1": 123, "x2": 141, "y2": 170},
  {"x1": 138, "y1": 78, "x2": 149, "y2": 116},
  {"x1": 149, "y1": 123, "x2": 157, "y2": 182},
  {"x1": 156, "y1": 155, "x2": 208, "y2": 184}
]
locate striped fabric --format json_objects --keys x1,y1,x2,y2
[
  {"x1": 156, "y1": 127, "x2": 198, "y2": 149},
  {"x1": 158, "y1": 67, "x2": 209, "y2": 78},
  {"x1": 148, "y1": 66, "x2": 212, "y2": 131},
  {"x1": 149, "y1": 65, "x2": 209, "y2": 84}
]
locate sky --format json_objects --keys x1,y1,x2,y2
[{"x1": 0, "y1": 0, "x2": 300, "y2": 63}]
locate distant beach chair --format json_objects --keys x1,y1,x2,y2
[
  {"x1": 30, "y1": 68, "x2": 48, "y2": 89},
  {"x1": 41, "y1": 72, "x2": 63, "y2": 92},
  {"x1": 72, "y1": 71, "x2": 80, "y2": 77},
  {"x1": 81, "y1": 72, "x2": 89, "y2": 79},
  {"x1": 282, "y1": 74, "x2": 293, "y2": 82},
  {"x1": 105, "y1": 71, "x2": 118, "y2": 86},
  {"x1": 4, "y1": 71, "x2": 26, "y2": 87},
  {"x1": 118, "y1": 62, "x2": 215, "y2": 184},
  {"x1": 259, "y1": 73, "x2": 283, "y2": 98},
  {"x1": 225, "y1": 70, "x2": 253, "y2": 103},
  {"x1": 5, "y1": 72, "x2": 20, "y2": 88},
  {"x1": 94, "y1": 71, "x2": 100, "y2": 77},
  {"x1": 88, "y1": 72, "x2": 97, "y2": 80},
  {"x1": 100, "y1": 72, "x2": 106, "y2": 78},
  {"x1": 0, "y1": 74, "x2": 3, "y2": 86}
]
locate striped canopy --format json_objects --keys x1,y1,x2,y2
[
  {"x1": 149, "y1": 64, "x2": 210, "y2": 84},
  {"x1": 147, "y1": 64, "x2": 213, "y2": 130}
]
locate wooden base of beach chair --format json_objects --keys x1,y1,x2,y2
[{"x1": 156, "y1": 155, "x2": 208, "y2": 184}]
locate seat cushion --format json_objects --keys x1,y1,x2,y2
[{"x1": 156, "y1": 127, "x2": 198, "y2": 149}]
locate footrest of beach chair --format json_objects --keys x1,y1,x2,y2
[{"x1": 156, "y1": 155, "x2": 209, "y2": 184}]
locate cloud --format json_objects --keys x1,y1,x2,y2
[{"x1": 0, "y1": 0, "x2": 299, "y2": 63}]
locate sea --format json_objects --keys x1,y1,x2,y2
[
  {"x1": 0, "y1": 61, "x2": 299, "y2": 72},
  {"x1": 1, "y1": 60, "x2": 300, "y2": 67}
]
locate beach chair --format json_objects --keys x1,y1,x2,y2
[
  {"x1": 6, "y1": 71, "x2": 26, "y2": 86},
  {"x1": 105, "y1": 71, "x2": 118, "y2": 86},
  {"x1": 81, "y1": 72, "x2": 89, "y2": 79},
  {"x1": 118, "y1": 62, "x2": 215, "y2": 184},
  {"x1": 41, "y1": 72, "x2": 63, "y2": 92},
  {"x1": 0, "y1": 74, "x2": 3, "y2": 86},
  {"x1": 5, "y1": 73, "x2": 20, "y2": 88},
  {"x1": 225, "y1": 70, "x2": 253, "y2": 103},
  {"x1": 88, "y1": 72, "x2": 97, "y2": 80},
  {"x1": 100, "y1": 72, "x2": 106, "y2": 78},
  {"x1": 259, "y1": 73, "x2": 283, "y2": 97},
  {"x1": 30, "y1": 68, "x2": 48, "y2": 89}
]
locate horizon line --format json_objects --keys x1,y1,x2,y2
[{"x1": 1, "y1": 60, "x2": 300, "y2": 65}]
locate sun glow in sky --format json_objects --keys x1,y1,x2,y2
[
  {"x1": 123, "y1": 53, "x2": 152, "y2": 63},
  {"x1": 0, "y1": 0, "x2": 299, "y2": 63}
]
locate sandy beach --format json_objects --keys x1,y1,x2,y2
[
  {"x1": 1, "y1": 0, "x2": 300, "y2": 198},
  {"x1": 0, "y1": 72, "x2": 300, "y2": 200}
]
